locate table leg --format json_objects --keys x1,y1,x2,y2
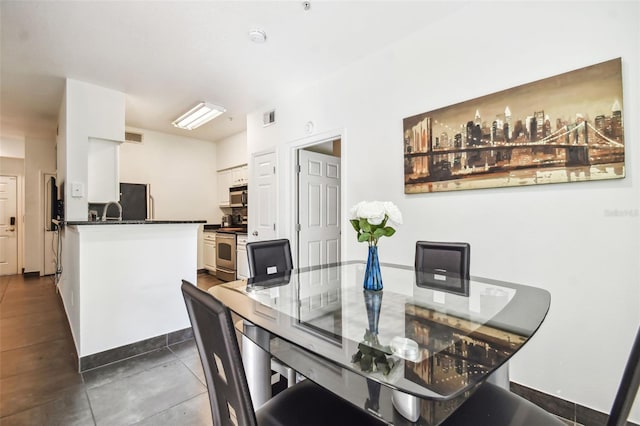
[
  {"x1": 391, "y1": 363, "x2": 510, "y2": 422},
  {"x1": 392, "y1": 390, "x2": 420, "y2": 422},
  {"x1": 241, "y1": 321, "x2": 272, "y2": 409},
  {"x1": 486, "y1": 363, "x2": 510, "y2": 390}
]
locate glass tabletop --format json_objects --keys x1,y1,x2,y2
[{"x1": 209, "y1": 261, "x2": 551, "y2": 401}]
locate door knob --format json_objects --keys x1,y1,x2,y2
[{"x1": 252, "y1": 230, "x2": 259, "y2": 236}]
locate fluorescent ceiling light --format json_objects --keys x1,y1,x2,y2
[{"x1": 172, "y1": 102, "x2": 226, "y2": 130}]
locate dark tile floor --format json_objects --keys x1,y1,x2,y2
[
  {"x1": 0, "y1": 272, "x2": 223, "y2": 425},
  {"x1": 1, "y1": 272, "x2": 582, "y2": 426}
]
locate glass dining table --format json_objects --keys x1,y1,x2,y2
[{"x1": 208, "y1": 261, "x2": 551, "y2": 425}]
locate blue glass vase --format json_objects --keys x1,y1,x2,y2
[
  {"x1": 364, "y1": 289, "x2": 383, "y2": 333},
  {"x1": 364, "y1": 245, "x2": 383, "y2": 291}
]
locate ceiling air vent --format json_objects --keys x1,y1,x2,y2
[
  {"x1": 124, "y1": 131, "x2": 144, "y2": 143},
  {"x1": 263, "y1": 110, "x2": 275, "y2": 127}
]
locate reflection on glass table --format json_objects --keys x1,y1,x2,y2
[{"x1": 210, "y1": 261, "x2": 551, "y2": 425}]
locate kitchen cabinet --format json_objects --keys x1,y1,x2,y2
[
  {"x1": 231, "y1": 165, "x2": 248, "y2": 186},
  {"x1": 219, "y1": 165, "x2": 248, "y2": 207},
  {"x1": 203, "y1": 232, "x2": 217, "y2": 272},
  {"x1": 217, "y1": 169, "x2": 232, "y2": 207},
  {"x1": 236, "y1": 234, "x2": 249, "y2": 279}
]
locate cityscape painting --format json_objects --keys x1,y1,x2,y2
[{"x1": 403, "y1": 58, "x2": 625, "y2": 194}]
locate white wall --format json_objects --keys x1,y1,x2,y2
[
  {"x1": 24, "y1": 136, "x2": 56, "y2": 273},
  {"x1": 2, "y1": 131, "x2": 57, "y2": 276},
  {"x1": 120, "y1": 127, "x2": 218, "y2": 269},
  {"x1": 0, "y1": 136, "x2": 25, "y2": 158},
  {"x1": 120, "y1": 127, "x2": 217, "y2": 221},
  {"x1": 74, "y1": 224, "x2": 197, "y2": 356},
  {"x1": 247, "y1": 1, "x2": 640, "y2": 421},
  {"x1": 0, "y1": 157, "x2": 24, "y2": 175},
  {"x1": 216, "y1": 130, "x2": 248, "y2": 171},
  {"x1": 58, "y1": 79, "x2": 125, "y2": 221}
]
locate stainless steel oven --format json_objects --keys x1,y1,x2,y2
[
  {"x1": 229, "y1": 185, "x2": 247, "y2": 208},
  {"x1": 216, "y1": 232, "x2": 237, "y2": 281}
]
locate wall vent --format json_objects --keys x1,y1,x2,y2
[
  {"x1": 263, "y1": 110, "x2": 275, "y2": 127},
  {"x1": 124, "y1": 131, "x2": 144, "y2": 143}
]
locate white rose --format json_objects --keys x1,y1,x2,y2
[
  {"x1": 357, "y1": 201, "x2": 385, "y2": 225},
  {"x1": 349, "y1": 201, "x2": 365, "y2": 220},
  {"x1": 383, "y1": 202, "x2": 403, "y2": 225}
]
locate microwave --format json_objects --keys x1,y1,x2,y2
[{"x1": 229, "y1": 185, "x2": 248, "y2": 207}]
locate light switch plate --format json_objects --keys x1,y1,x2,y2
[{"x1": 71, "y1": 182, "x2": 84, "y2": 198}]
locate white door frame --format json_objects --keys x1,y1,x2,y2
[
  {"x1": 287, "y1": 129, "x2": 344, "y2": 269},
  {"x1": 16, "y1": 175, "x2": 24, "y2": 275}
]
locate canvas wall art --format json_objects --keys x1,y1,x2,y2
[{"x1": 403, "y1": 58, "x2": 624, "y2": 194}]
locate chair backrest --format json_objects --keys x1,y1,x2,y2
[
  {"x1": 246, "y1": 239, "x2": 293, "y2": 277},
  {"x1": 415, "y1": 241, "x2": 471, "y2": 295},
  {"x1": 415, "y1": 241, "x2": 470, "y2": 279},
  {"x1": 607, "y1": 326, "x2": 640, "y2": 426},
  {"x1": 181, "y1": 281, "x2": 257, "y2": 426}
]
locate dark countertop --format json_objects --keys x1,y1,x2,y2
[
  {"x1": 216, "y1": 229, "x2": 248, "y2": 235},
  {"x1": 204, "y1": 223, "x2": 247, "y2": 234},
  {"x1": 62, "y1": 220, "x2": 206, "y2": 226},
  {"x1": 206, "y1": 225, "x2": 248, "y2": 234}
]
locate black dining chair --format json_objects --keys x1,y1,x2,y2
[
  {"x1": 606, "y1": 326, "x2": 640, "y2": 426},
  {"x1": 181, "y1": 281, "x2": 384, "y2": 426},
  {"x1": 415, "y1": 241, "x2": 471, "y2": 295},
  {"x1": 440, "y1": 380, "x2": 566, "y2": 425},
  {"x1": 442, "y1": 325, "x2": 640, "y2": 426},
  {"x1": 415, "y1": 240, "x2": 471, "y2": 280},
  {"x1": 245, "y1": 238, "x2": 296, "y2": 390},
  {"x1": 246, "y1": 239, "x2": 293, "y2": 277}
]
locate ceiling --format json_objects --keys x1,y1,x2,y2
[{"x1": 1, "y1": 1, "x2": 455, "y2": 143}]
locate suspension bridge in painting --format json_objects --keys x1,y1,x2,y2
[{"x1": 405, "y1": 121, "x2": 625, "y2": 182}]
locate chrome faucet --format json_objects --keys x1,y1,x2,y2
[{"x1": 102, "y1": 201, "x2": 122, "y2": 221}]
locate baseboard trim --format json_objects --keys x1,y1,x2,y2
[
  {"x1": 511, "y1": 382, "x2": 638, "y2": 426},
  {"x1": 78, "y1": 327, "x2": 194, "y2": 372}
]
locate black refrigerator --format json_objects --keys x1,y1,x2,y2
[{"x1": 119, "y1": 183, "x2": 151, "y2": 220}]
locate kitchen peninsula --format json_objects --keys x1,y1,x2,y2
[{"x1": 59, "y1": 220, "x2": 204, "y2": 371}]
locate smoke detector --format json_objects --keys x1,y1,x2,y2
[{"x1": 248, "y1": 29, "x2": 267, "y2": 43}]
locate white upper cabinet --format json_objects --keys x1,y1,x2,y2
[
  {"x1": 219, "y1": 164, "x2": 248, "y2": 206},
  {"x1": 231, "y1": 164, "x2": 248, "y2": 186},
  {"x1": 218, "y1": 169, "x2": 232, "y2": 206}
]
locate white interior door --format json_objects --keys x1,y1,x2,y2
[
  {"x1": 298, "y1": 150, "x2": 341, "y2": 268},
  {"x1": 0, "y1": 175, "x2": 18, "y2": 276},
  {"x1": 250, "y1": 151, "x2": 277, "y2": 241}
]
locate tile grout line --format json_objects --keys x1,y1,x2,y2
[{"x1": 83, "y1": 386, "x2": 98, "y2": 425}]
